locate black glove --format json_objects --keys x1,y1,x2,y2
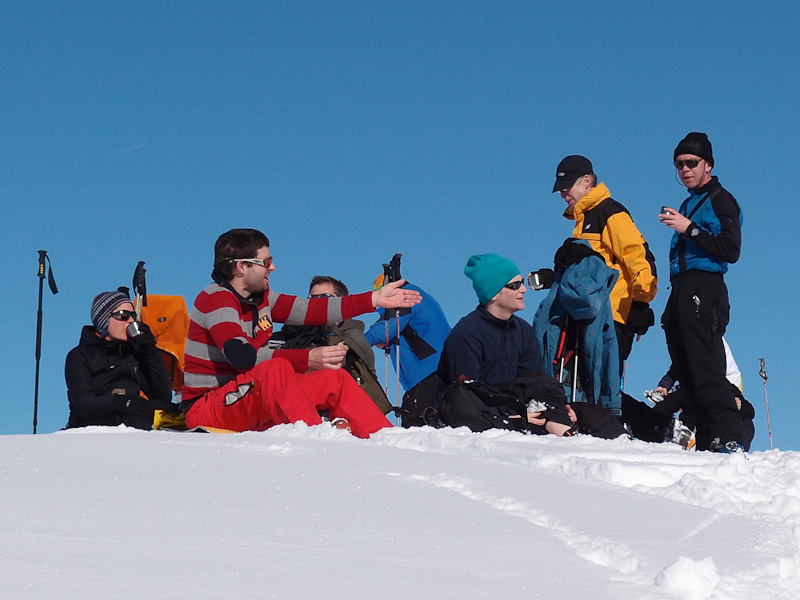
[
  {"x1": 112, "y1": 395, "x2": 151, "y2": 415},
  {"x1": 627, "y1": 301, "x2": 655, "y2": 336},
  {"x1": 528, "y1": 268, "x2": 555, "y2": 290},
  {"x1": 129, "y1": 321, "x2": 157, "y2": 352},
  {"x1": 151, "y1": 399, "x2": 183, "y2": 414}
]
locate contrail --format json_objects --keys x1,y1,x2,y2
[{"x1": 106, "y1": 143, "x2": 149, "y2": 156}]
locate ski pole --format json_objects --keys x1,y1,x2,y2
[
  {"x1": 383, "y1": 320, "x2": 391, "y2": 401},
  {"x1": 132, "y1": 261, "x2": 147, "y2": 319},
  {"x1": 33, "y1": 251, "x2": 58, "y2": 434},
  {"x1": 759, "y1": 358, "x2": 773, "y2": 450},
  {"x1": 555, "y1": 316, "x2": 568, "y2": 381},
  {"x1": 571, "y1": 323, "x2": 578, "y2": 404},
  {"x1": 395, "y1": 308, "x2": 401, "y2": 418}
]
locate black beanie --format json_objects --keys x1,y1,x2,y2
[{"x1": 674, "y1": 132, "x2": 714, "y2": 167}]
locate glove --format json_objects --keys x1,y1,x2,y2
[
  {"x1": 528, "y1": 268, "x2": 555, "y2": 290},
  {"x1": 112, "y1": 394, "x2": 151, "y2": 415},
  {"x1": 627, "y1": 301, "x2": 655, "y2": 336},
  {"x1": 151, "y1": 399, "x2": 183, "y2": 414},
  {"x1": 129, "y1": 321, "x2": 157, "y2": 352}
]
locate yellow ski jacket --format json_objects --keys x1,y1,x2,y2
[{"x1": 564, "y1": 182, "x2": 657, "y2": 323}]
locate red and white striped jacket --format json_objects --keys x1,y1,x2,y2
[{"x1": 182, "y1": 282, "x2": 374, "y2": 400}]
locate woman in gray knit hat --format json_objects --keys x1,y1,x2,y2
[{"x1": 64, "y1": 290, "x2": 176, "y2": 429}]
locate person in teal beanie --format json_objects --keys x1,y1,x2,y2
[
  {"x1": 464, "y1": 253, "x2": 522, "y2": 305},
  {"x1": 438, "y1": 254, "x2": 543, "y2": 390}
]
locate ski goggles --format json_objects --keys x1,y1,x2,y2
[
  {"x1": 674, "y1": 158, "x2": 702, "y2": 169},
  {"x1": 110, "y1": 310, "x2": 136, "y2": 322},
  {"x1": 504, "y1": 280, "x2": 524, "y2": 291},
  {"x1": 238, "y1": 257, "x2": 273, "y2": 268}
]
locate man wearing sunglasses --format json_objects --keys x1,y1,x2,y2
[
  {"x1": 438, "y1": 254, "x2": 543, "y2": 394},
  {"x1": 549, "y1": 155, "x2": 658, "y2": 370},
  {"x1": 181, "y1": 229, "x2": 420, "y2": 438},
  {"x1": 65, "y1": 290, "x2": 175, "y2": 429},
  {"x1": 659, "y1": 132, "x2": 744, "y2": 453},
  {"x1": 437, "y1": 254, "x2": 579, "y2": 436}
]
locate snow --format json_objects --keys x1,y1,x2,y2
[{"x1": 2, "y1": 425, "x2": 799, "y2": 599}]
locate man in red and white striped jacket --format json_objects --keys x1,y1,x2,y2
[{"x1": 182, "y1": 228, "x2": 420, "y2": 438}]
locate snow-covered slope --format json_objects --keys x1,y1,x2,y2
[{"x1": 2, "y1": 426, "x2": 799, "y2": 599}]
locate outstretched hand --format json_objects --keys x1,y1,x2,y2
[{"x1": 371, "y1": 279, "x2": 422, "y2": 309}]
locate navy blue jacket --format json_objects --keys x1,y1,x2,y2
[
  {"x1": 669, "y1": 177, "x2": 742, "y2": 276},
  {"x1": 437, "y1": 306, "x2": 543, "y2": 390}
]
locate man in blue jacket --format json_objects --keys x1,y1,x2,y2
[{"x1": 659, "y1": 132, "x2": 744, "y2": 452}]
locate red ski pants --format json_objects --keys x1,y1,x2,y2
[{"x1": 185, "y1": 358, "x2": 392, "y2": 438}]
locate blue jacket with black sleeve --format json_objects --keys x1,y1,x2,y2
[{"x1": 669, "y1": 177, "x2": 742, "y2": 277}]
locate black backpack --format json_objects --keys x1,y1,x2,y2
[{"x1": 439, "y1": 373, "x2": 571, "y2": 434}]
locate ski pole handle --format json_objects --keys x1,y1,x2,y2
[{"x1": 37, "y1": 250, "x2": 47, "y2": 279}]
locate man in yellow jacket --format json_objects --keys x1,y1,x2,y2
[{"x1": 551, "y1": 155, "x2": 658, "y2": 369}]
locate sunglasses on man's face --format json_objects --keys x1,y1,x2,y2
[
  {"x1": 239, "y1": 257, "x2": 273, "y2": 268},
  {"x1": 674, "y1": 158, "x2": 701, "y2": 169},
  {"x1": 309, "y1": 293, "x2": 336, "y2": 299},
  {"x1": 110, "y1": 310, "x2": 136, "y2": 322},
  {"x1": 504, "y1": 280, "x2": 524, "y2": 290}
]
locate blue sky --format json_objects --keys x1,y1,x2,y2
[{"x1": 2, "y1": 1, "x2": 796, "y2": 450}]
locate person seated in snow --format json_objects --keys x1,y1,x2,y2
[
  {"x1": 180, "y1": 228, "x2": 420, "y2": 438},
  {"x1": 64, "y1": 290, "x2": 177, "y2": 430},
  {"x1": 437, "y1": 253, "x2": 626, "y2": 438},
  {"x1": 271, "y1": 275, "x2": 392, "y2": 415},
  {"x1": 364, "y1": 275, "x2": 451, "y2": 428}
]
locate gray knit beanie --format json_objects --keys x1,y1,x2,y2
[{"x1": 91, "y1": 291, "x2": 131, "y2": 336}]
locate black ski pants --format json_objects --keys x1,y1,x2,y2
[
  {"x1": 662, "y1": 270, "x2": 743, "y2": 450},
  {"x1": 621, "y1": 392, "x2": 673, "y2": 443},
  {"x1": 400, "y1": 373, "x2": 439, "y2": 428},
  {"x1": 615, "y1": 321, "x2": 634, "y2": 375}
]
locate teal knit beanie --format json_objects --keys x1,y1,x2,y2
[{"x1": 464, "y1": 254, "x2": 521, "y2": 305}]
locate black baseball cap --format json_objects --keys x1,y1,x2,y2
[{"x1": 552, "y1": 155, "x2": 594, "y2": 193}]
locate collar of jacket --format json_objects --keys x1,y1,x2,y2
[
  {"x1": 79, "y1": 325, "x2": 131, "y2": 352},
  {"x1": 477, "y1": 304, "x2": 518, "y2": 330},
  {"x1": 569, "y1": 182, "x2": 611, "y2": 220},
  {"x1": 688, "y1": 175, "x2": 720, "y2": 199},
  {"x1": 211, "y1": 272, "x2": 265, "y2": 307}
]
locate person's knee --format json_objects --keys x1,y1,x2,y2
[
  {"x1": 250, "y1": 357, "x2": 295, "y2": 382},
  {"x1": 313, "y1": 368, "x2": 350, "y2": 386}
]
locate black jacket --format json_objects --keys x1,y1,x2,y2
[{"x1": 64, "y1": 326, "x2": 173, "y2": 429}]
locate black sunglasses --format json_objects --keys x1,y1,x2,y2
[
  {"x1": 674, "y1": 158, "x2": 701, "y2": 169},
  {"x1": 110, "y1": 310, "x2": 136, "y2": 322},
  {"x1": 504, "y1": 280, "x2": 524, "y2": 290},
  {"x1": 309, "y1": 293, "x2": 336, "y2": 299}
]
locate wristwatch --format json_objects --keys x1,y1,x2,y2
[{"x1": 688, "y1": 223, "x2": 701, "y2": 238}]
